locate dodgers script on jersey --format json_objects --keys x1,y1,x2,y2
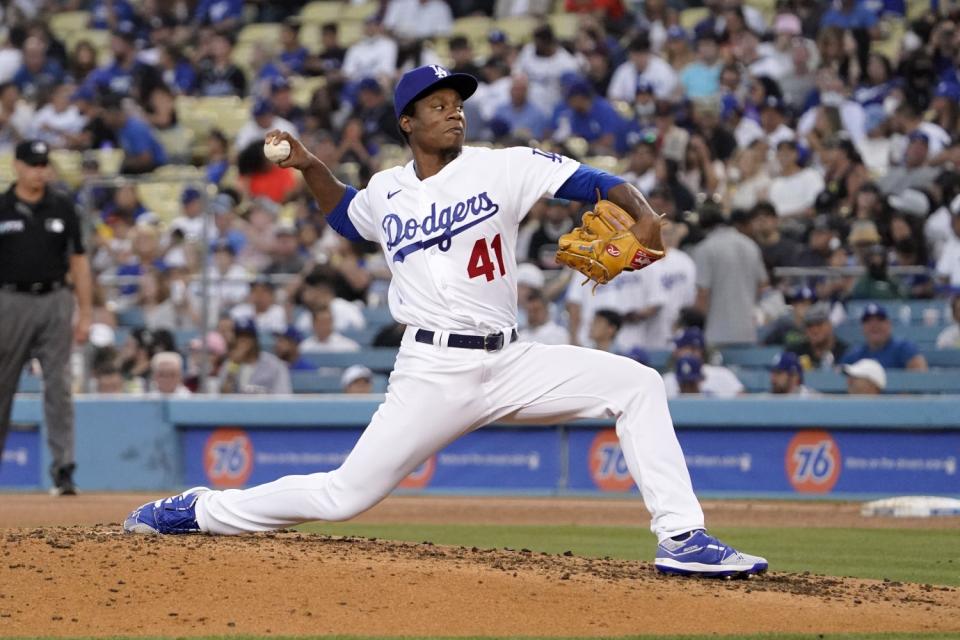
[{"x1": 345, "y1": 146, "x2": 579, "y2": 332}]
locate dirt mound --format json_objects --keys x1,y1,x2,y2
[{"x1": 2, "y1": 526, "x2": 957, "y2": 637}]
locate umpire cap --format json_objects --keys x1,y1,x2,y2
[{"x1": 15, "y1": 140, "x2": 50, "y2": 166}]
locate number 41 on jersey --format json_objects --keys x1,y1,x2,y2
[{"x1": 467, "y1": 234, "x2": 506, "y2": 282}]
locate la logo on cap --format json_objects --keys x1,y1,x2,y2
[
  {"x1": 430, "y1": 65, "x2": 449, "y2": 79},
  {"x1": 32, "y1": 142, "x2": 47, "y2": 154}
]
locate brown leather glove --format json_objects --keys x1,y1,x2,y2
[{"x1": 555, "y1": 199, "x2": 664, "y2": 285}]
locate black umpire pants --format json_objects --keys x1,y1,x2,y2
[{"x1": 0, "y1": 288, "x2": 75, "y2": 477}]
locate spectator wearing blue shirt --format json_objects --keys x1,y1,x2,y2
[
  {"x1": 13, "y1": 37, "x2": 65, "y2": 102},
  {"x1": 101, "y1": 94, "x2": 167, "y2": 174},
  {"x1": 550, "y1": 78, "x2": 624, "y2": 155},
  {"x1": 490, "y1": 75, "x2": 549, "y2": 141},
  {"x1": 820, "y1": 0, "x2": 879, "y2": 31},
  {"x1": 205, "y1": 130, "x2": 231, "y2": 185},
  {"x1": 83, "y1": 26, "x2": 163, "y2": 103},
  {"x1": 90, "y1": 0, "x2": 138, "y2": 31},
  {"x1": 841, "y1": 304, "x2": 929, "y2": 370},
  {"x1": 853, "y1": 53, "x2": 897, "y2": 108},
  {"x1": 278, "y1": 22, "x2": 309, "y2": 76},
  {"x1": 680, "y1": 33, "x2": 722, "y2": 100},
  {"x1": 193, "y1": 0, "x2": 244, "y2": 31}
]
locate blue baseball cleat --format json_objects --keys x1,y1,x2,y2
[
  {"x1": 123, "y1": 487, "x2": 209, "y2": 535},
  {"x1": 655, "y1": 529, "x2": 768, "y2": 578}
]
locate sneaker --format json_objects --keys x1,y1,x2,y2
[
  {"x1": 122, "y1": 487, "x2": 209, "y2": 535},
  {"x1": 50, "y1": 464, "x2": 77, "y2": 496},
  {"x1": 655, "y1": 530, "x2": 768, "y2": 578}
]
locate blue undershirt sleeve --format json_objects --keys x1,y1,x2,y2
[
  {"x1": 325, "y1": 186, "x2": 364, "y2": 242},
  {"x1": 554, "y1": 164, "x2": 627, "y2": 202}
]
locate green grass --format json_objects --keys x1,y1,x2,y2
[
  {"x1": 8, "y1": 634, "x2": 960, "y2": 640},
  {"x1": 295, "y1": 522, "x2": 960, "y2": 587}
]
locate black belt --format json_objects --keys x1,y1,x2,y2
[
  {"x1": 415, "y1": 328, "x2": 518, "y2": 352},
  {"x1": 0, "y1": 279, "x2": 66, "y2": 295}
]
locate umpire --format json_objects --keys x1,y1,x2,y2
[{"x1": 0, "y1": 140, "x2": 92, "y2": 495}]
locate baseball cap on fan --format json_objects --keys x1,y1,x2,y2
[{"x1": 393, "y1": 65, "x2": 479, "y2": 120}]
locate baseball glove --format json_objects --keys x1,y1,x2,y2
[{"x1": 556, "y1": 199, "x2": 665, "y2": 286}]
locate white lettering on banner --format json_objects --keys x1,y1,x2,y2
[
  {"x1": 685, "y1": 454, "x2": 752, "y2": 473},
  {"x1": 438, "y1": 452, "x2": 541, "y2": 471},
  {"x1": 255, "y1": 452, "x2": 349, "y2": 466},
  {"x1": 845, "y1": 456, "x2": 957, "y2": 475},
  {"x1": 1, "y1": 448, "x2": 28, "y2": 466}
]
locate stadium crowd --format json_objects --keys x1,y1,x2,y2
[{"x1": 3, "y1": 0, "x2": 960, "y2": 396}]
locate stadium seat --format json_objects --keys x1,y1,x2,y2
[
  {"x1": 337, "y1": 20, "x2": 365, "y2": 46},
  {"x1": 343, "y1": 3, "x2": 378, "y2": 21},
  {"x1": 362, "y1": 306, "x2": 395, "y2": 325},
  {"x1": 154, "y1": 127, "x2": 196, "y2": 165},
  {"x1": 717, "y1": 346, "x2": 781, "y2": 368},
  {"x1": 583, "y1": 155, "x2": 624, "y2": 175},
  {"x1": 546, "y1": 13, "x2": 578, "y2": 41},
  {"x1": 50, "y1": 11, "x2": 92, "y2": 40},
  {"x1": 452, "y1": 16, "x2": 493, "y2": 46},
  {"x1": 844, "y1": 299, "x2": 953, "y2": 326},
  {"x1": 291, "y1": 370, "x2": 388, "y2": 393},
  {"x1": 493, "y1": 16, "x2": 539, "y2": 45},
  {"x1": 95, "y1": 148, "x2": 124, "y2": 176},
  {"x1": 153, "y1": 164, "x2": 202, "y2": 181},
  {"x1": 49, "y1": 150, "x2": 83, "y2": 188},
  {"x1": 923, "y1": 349, "x2": 960, "y2": 368},
  {"x1": 136, "y1": 182, "x2": 185, "y2": 225},
  {"x1": 17, "y1": 372, "x2": 42, "y2": 394},
  {"x1": 679, "y1": 7, "x2": 709, "y2": 30},
  {"x1": 238, "y1": 23, "x2": 284, "y2": 45},
  {"x1": 300, "y1": 348, "x2": 399, "y2": 372},
  {"x1": 0, "y1": 153, "x2": 13, "y2": 184},
  {"x1": 299, "y1": 1, "x2": 342, "y2": 24},
  {"x1": 291, "y1": 76, "x2": 327, "y2": 108},
  {"x1": 116, "y1": 307, "x2": 145, "y2": 327},
  {"x1": 63, "y1": 29, "x2": 110, "y2": 55},
  {"x1": 834, "y1": 322, "x2": 943, "y2": 347}
]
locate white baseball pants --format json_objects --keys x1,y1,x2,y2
[{"x1": 196, "y1": 327, "x2": 705, "y2": 541}]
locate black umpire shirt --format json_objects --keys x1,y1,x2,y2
[{"x1": 0, "y1": 184, "x2": 85, "y2": 283}]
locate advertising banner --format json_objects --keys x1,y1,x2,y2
[
  {"x1": 0, "y1": 426, "x2": 40, "y2": 487},
  {"x1": 182, "y1": 427, "x2": 561, "y2": 491},
  {"x1": 568, "y1": 428, "x2": 960, "y2": 496}
]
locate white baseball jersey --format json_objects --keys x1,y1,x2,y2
[{"x1": 345, "y1": 146, "x2": 580, "y2": 333}]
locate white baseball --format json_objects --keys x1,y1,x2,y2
[{"x1": 264, "y1": 138, "x2": 291, "y2": 163}]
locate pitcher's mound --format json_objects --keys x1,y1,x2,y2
[{"x1": 2, "y1": 526, "x2": 958, "y2": 637}]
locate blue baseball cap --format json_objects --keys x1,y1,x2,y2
[
  {"x1": 907, "y1": 130, "x2": 929, "y2": 146},
  {"x1": 636, "y1": 79, "x2": 655, "y2": 95},
  {"x1": 253, "y1": 96, "x2": 273, "y2": 117},
  {"x1": 181, "y1": 186, "x2": 202, "y2": 204},
  {"x1": 274, "y1": 325, "x2": 303, "y2": 342},
  {"x1": 565, "y1": 77, "x2": 593, "y2": 99},
  {"x1": 770, "y1": 351, "x2": 803, "y2": 380},
  {"x1": 787, "y1": 286, "x2": 816, "y2": 304},
  {"x1": 675, "y1": 356, "x2": 704, "y2": 384},
  {"x1": 393, "y1": 65, "x2": 478, "y2": 120},
  {"x1": 666, "y1": 25, "x2": 688, "y2": 41},
  {"x1": 861, "y1": 303, "x2": 888, "y2": 322},
  {"x1": 270, "y1": 76, "x2": 291, "y2": 94},
  {"x1": 487, "y1": 29, "x2": 507, "y2": 44},
  {"x1": 673, "y1": 327, "x2": 705, "y2": 351},
  {"x1": 358, "y1": 77, "x2": 382, "y2": 93},
  {"x1": 233, "y1": 317, "x2": 258, "y2": 335}
]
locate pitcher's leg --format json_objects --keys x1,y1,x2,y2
[
  {"x1": 196, "y1": 367, "x2": 487, "y2": 534},
  {"x1": 490, "y1": 343, "x2": 703, "y2": 540}
]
